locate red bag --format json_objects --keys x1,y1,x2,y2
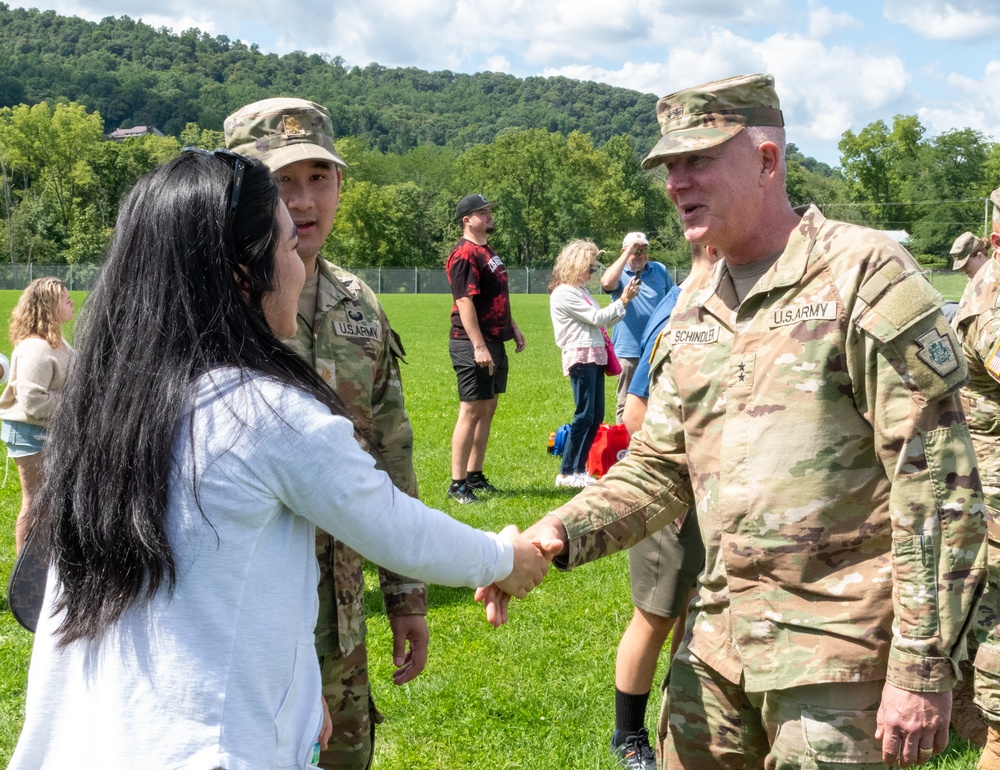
[
  {"x1": 586, "y1": 423, "x2": 630, "y2": 478},
  {"x1": 602, "y1": 328, "x2": 622, "y2": 376}
]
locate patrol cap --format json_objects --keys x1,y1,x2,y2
[
  {"x1": 992, "y1": 186, "x2": 1000, "y2": 212},
  {"x1": 641, "y1": 73, "x2": 784, "y2": 170},
  {"x1": 622, "y1": 232, "x2": 649, "y2": 250},
  {"x1": 456, "y1": 193, "x2": 496, "y2": 221},
  {"x1": 224, "y1": 97, "x2": 346, "y2": 172},
  {"x1": 951, "y1": 231, "x2": 989, "y2": 270}
]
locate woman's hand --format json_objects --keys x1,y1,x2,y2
[
  {"x1": 495, "y1": 525, "x2": 561, "y2": 598},
  {"x1": 622, "y1": 276, "x2": 641, "y2": 304}
]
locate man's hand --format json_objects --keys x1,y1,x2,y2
[
  {"x1": 512, "y1": 323, "x2": 526, "y2": 353},
  {"x1": 475, "y1": 518, "x2": 568, "y2": 627},
  {"x1": 875, "y1": 683, "x2": 950, "y2": 767},
  {"x1": 388, "y1": 614, "x2": 429, "y2": 685},
  {"x1": 473, "y1": 343, "x2": 495, "y2": 375},
  {"x1": 319, "y1": 695, "x2": 333, "y2": 750}
]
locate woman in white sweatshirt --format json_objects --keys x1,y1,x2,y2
[
  {"x1": 548, "y1": 240, "x2": 639, "y2": 488},
  {"x1": 0, "y1": 277, "x2": 74, "y2": 553},
  {"x1": 9, "y1": 151, "x2": 552, "y2": 770}
]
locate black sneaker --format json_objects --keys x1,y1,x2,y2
[
  {"x1": 447, "y1": 481, "x2": 479, "y2": 504},
  {"x1": 465, "y1": 472, "x2": 498, "y2": 494},
  {"x1": 611, "y1": 728, "x2": 657, "y2": 770}
]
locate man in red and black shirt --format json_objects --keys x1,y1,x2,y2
[{"x1": 446, "y1": 193, "x2": 526, "y2": 503}]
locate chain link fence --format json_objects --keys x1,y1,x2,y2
[{"x1": 0, "y1": 264, "x2": 963, "y2": 296}]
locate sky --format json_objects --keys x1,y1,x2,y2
[{"x1": 21, "y1": 0, "x2": 1000, "y2": 166}]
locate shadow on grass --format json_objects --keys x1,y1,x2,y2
[{"x1": 365, "y1": 584, "x2": 475, "y2": 616}]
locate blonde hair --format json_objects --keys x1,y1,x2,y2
[
  {"x1": 9, "y1": 277, "x2": 68, "y2": 348},
  {"x1": 549, "y1": 240, "x2": 601, "y2": 292}
]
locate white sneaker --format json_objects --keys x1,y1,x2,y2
[
  {"x1": 575, "y1": 473, "x2": 597, "y2": 486},
  {"x1": 555, "y1": 473, "x2": 582, "y2": 488}
]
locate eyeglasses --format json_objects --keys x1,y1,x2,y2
[
  {"x1": 181, "y1": 147, "x2": 247, "y2": 215},
  {"x1": 587, "y1": 264, "x2": 600, "y2": 274}
]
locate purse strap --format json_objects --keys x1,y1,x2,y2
[{"x1": 7, "y1": 524, "x2": 49, "y2": 633}]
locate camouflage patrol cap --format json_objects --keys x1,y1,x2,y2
[
  {"x1": 641, "y1": 73, "x2": 784, "y2": 170},
  {"x1": 992, "y1": 186, "x2": 1000, "y2": 213},
  {"x1": 224, "y1": 97, "x2": 346, "y2": 172},
  {"x1": 951, "y1": 231, "x2": 989, "y2": 270}
]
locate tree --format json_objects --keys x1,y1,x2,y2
[
  {"x1": 838, "y1": 115, "x2": 924, "y2": 227},
  {"x1": 0, "y1": 101, "x2": 104, "y2": 231}
]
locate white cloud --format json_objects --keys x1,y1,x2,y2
[
  {"x1": 883, "y1": 0, "x2": 1000, "y2": 41},
  {"x1": 807, "y1": 6, "x2": 861, "y2": 38}
]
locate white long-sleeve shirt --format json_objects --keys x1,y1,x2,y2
[
  {"x1": 549, "y1": 283, "x2": 626, "y2": 352},
  {"x1": 10, "y1": 370, "x2": 513, "y2": 770}
]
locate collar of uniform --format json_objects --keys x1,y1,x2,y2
[
  {"x1": 738, "y1": 205, "x2": 817, "y2": 303},
  {"x1": 316, "y1": 257, "x2": 358, "y2": 306}
]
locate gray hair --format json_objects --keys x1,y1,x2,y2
[{"x1": 742, "y1": 126, "x2": 787, "y2": 176}]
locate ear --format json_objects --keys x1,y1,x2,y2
[
  {"x1": 991, "y1": 229, "x2": 1000, "y2": 253},
  {"x1": 758, "y1": 141, "x2": 781, "y2": 182}
]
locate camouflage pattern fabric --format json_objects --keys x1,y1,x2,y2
[
  {"x1": 318, "y1": 645, "x2": 384, "y2": 770},
  {"x1": 642, "y1": 73, "x2": 784, "y2": 169},
  {"x1": 952, "y1": 255, "x2": 1000, "y2": 722},
  {"x1": 552, "y1": 206, "x2": 986, "y2": 699},
  {"x1": 283, "y1": 259, "x2": 425, "y2": 659},
  {"x1": 661, "y1": 654, "x2": 886, "y2": 769}
]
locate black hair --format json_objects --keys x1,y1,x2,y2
[{"x1": 31, "y1": 151, "x2": 356, "y2": 645}]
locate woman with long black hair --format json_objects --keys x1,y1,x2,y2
[{"x1": 9, "y1": 151, "x2": 551, "y2": 769}]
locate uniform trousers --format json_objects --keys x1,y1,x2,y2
[
  {"x1": 318, "y1": 643, "x2": 382, "y2": 770},
  {"x1": 660, "y1": 655, "x2": 887, "y2": 770}
]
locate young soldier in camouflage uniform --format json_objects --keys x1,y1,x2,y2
[
  {"x1": 225, "y1": 98, "x2": 427, "y2": 770},
  {"x1": 951, "y1": 194, "x2": 1000, "y2": 769},
  {"x1": 495, "y1": 74, "x2": 987, "y2": 769},
  {"x1": 946, "y1": 230, "x2": 995, "y2": 748}
]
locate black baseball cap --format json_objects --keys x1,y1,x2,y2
[{"x1": 456, "y1": 193, "x2": 496, "y2": 221}]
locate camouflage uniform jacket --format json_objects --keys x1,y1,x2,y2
[
  {"x1": 285, "y1": 257, "x2": 426, "y2": 659},
  {"x1": 553, "y1": 206, "x2": 986, "y2": 693},
  {"x1": 952, "y1": 256, "x2": 1000, "y2": 677},
  {"x1": 954, "y1": 256, "x2": 1000, "y2": 496}
]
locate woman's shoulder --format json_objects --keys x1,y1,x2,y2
[
  {"x1": 190, "y1": 369, "x2": 329, "y2": 427},
  {"x1": 13, "y1": 336, "x2": 53, "y2": 354}
]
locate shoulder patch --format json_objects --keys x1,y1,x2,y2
[
  {"x1": 987, "y1": 338, "x2": 1000, "y2": 380},
  {"x1": 856, "y1": 262, "x2": 967, "y2": 402},
  {"x1": 914, "y1": 327, "x2": 959, "y2": 377}
]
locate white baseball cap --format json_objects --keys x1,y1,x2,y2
[{"x1": 622, "y1": 232, "x2": 649, "y2": 249}]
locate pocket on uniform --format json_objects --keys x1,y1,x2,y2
[
  {"x1": 891, "y1": 534, "x2": 938, "y2": 639},
  {"x1": 799, "y1": 706, "x2": 883, "y2": 765}
]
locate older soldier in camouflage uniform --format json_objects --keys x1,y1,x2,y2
[
  {"x1": 494, "y1": 74, "x2": 987, "y2": 769},
  {"x1": 952, "y1": 195, "x2": 1000, "y2": 770},
  {"x1": 226, "y1": 98, "x2": 426, "y2": 770}
]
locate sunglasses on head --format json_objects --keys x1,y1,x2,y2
[{"x1": 181, "y1": 147, "x2": 247, "y2": 215}]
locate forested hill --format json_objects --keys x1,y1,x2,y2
[{"x1": 0, "y1": 3, "x2": 661, "y2": 153}]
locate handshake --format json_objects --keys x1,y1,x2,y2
[{"x1": 476, "y1": 516, "x2": 567, "y2": 627}]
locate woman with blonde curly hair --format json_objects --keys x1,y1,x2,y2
[
  {"x1": 548, "y1": 240, "x2": 638, "y2": 488},
  {"x1": 0, "y1": 276, "x2": 74, "y2": 552}
]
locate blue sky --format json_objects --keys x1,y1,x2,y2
[{"x1": 24, "y1": 0, "x2": 1000, "y2": 166}]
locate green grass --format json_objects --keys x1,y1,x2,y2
[{"x1": 0, "y1": 289, "x2": 983, "y2": 768}]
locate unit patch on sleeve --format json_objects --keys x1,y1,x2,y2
[{"x1": 915, "y1": 327, "x2": 960, "y2": 377}]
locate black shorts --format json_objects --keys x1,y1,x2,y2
[
  {"x1": 628, "y1": 510, "x2": 705, "y2": 618},
  {"x1": 450, "y1": 338, "x2": 509, "y2": 402}
]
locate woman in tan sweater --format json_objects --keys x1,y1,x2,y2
[{"x1": 0, "y1": 277, "x2": 74, "y2": 553}]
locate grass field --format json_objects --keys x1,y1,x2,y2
[{"x1": 0, "y1": 284, "x2": 984, "y2": 768}]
